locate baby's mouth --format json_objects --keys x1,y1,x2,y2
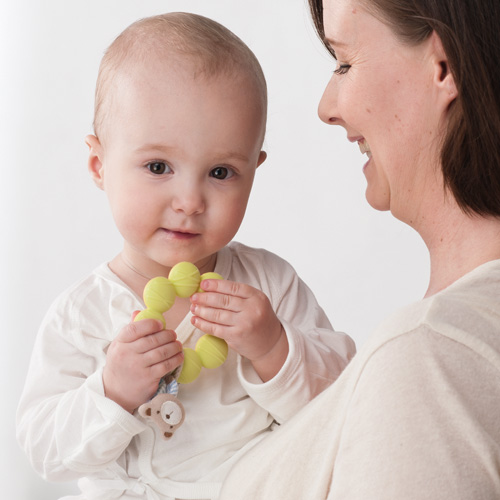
[{"x1": 163, "y1": 228, "x2": 199, "y2": 239}]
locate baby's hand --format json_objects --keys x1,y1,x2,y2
[
  {"x1": 190, "y1": 280, "x2": 288, "y2": 381},
  {"x1": 103, "y1": 316, "x2": 183, "y2": 413}
]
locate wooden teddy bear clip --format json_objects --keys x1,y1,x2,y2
[{"x1": 139, "y1": 393, "x2": 185, "y2": 440}]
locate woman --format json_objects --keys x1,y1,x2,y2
[{"x1": 220, "y1": 0, "x2": 500, "y2": 498}]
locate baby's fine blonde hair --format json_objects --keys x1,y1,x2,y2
[{"x1": 93, "y1": 12, "x2": 267, "y2": 141}]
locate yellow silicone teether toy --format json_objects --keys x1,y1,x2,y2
[
  {"x1": 168, "y1": 262, "x2": 201, "y2": 298},
  {"x1": 144, "y1": 276, "x2": 176, "y2": 312},
  {"x1": 177, "y1": 348, "x2": 202, "y2": 384},
  {"x1": 195, "y1": 334, "x2": 228, "y2": 369},
  {"x1": 134, "y1": 263, "x2": 228, "y2": 384},
  {"x1": 134, "y1": 276, "x2": 176, "y2": 327}
]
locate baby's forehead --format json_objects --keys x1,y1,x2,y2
[
  {"x1": 99, "y1": 54, "x2": 266, "y2": 146},
  {"x1": 107, "y1": 51, "x2": 262, "y2": 108}
]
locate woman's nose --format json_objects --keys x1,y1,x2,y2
[{"x1": 318, "y1": 75, "x2": 342, "y2": 125}]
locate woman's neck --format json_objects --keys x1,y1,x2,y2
[{"x1": 420, "y1": 207, "x2": 500, "y2": 297}]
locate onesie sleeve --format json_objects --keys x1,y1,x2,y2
[
  {"x1": 236, "y1": 252, "x2": 355, "y2": 422},
  {"x1": 328, "y1": 327, "x2": 500, "y2": 500},
  {"x1": 16, "y1": 289, "x2": 146, "y2": 482}
]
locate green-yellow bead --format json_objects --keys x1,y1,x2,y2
[
  {"x1": 134, "y1": 309, "x2": 166, "y2": 328},
  {"x1": 143, "y1": 277, "x2": 176, "y2": 312},
  {"x1": 197, "y1": 272, "x2": 223, "y2": 293},
  {"x1": 177, "y1": 348, "x2": 202, "y2": 384},
  {"x1": 169, "y1": 262, "x2": 201, "y2": 298},
  {"x1": 195, "y1": 334, "x2": 228, "y2": 369}
]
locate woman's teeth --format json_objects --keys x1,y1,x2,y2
[{"x1": 358, "y1": 140, "x2": 372, "y2": 157}]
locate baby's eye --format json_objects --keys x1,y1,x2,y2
[
  {"x1": 210, "y1": 166, "x2": 234, "y2": 180},
  {"x1": 147, "y1": 162, "x2": 171, "y2": 175},
  {"x1": 334, "y1": 64, "x2": 351, "y2": 75}
]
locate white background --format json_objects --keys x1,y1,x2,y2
[{"x1": 1, "y1": 1, "x2": 428, "y2": 498}]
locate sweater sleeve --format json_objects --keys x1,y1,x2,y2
[
  {"x1": 329, "y1": 327, "x2": 500, "y2": 500},
  {"x1": 16, "y1": 289, "x2": 146, "y2": 482},
  {"x1": 236, "y1": 251, "x2": 355, "y2": 422}
]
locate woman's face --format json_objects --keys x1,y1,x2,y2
[{"x1": 318, "y1": 0, "x2": 449, "y2": 224}]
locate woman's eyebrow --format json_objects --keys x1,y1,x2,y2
[
  {"x1": 324, "y1": 37, "x2": 347, "y2": 49},
  {"x1": 323, "y1": 37, "x2": 348, "y2": 59}
]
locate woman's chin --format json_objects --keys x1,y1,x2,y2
[{"x1": 365, "y1": 188, "x2": 390, "y2": 212}]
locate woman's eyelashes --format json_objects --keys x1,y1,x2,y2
[
  {"x1": 334, "y1": 63, "x2": 351, "y2": 75},
  {"x1": 146, "y1": 161, "x2": 171, "y2": 175}
]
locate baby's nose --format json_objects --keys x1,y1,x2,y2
[{"x1": 171, "y1": 185, "x2": 205, "y2": 215}]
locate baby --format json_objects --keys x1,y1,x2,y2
[{"x1": 16, "y1": 12, "x2": 355, "y2": 500}]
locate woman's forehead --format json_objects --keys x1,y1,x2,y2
[{"x1": 322, "y1": 0, "x2": 382, "y2": 56}]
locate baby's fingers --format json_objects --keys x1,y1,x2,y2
[
  {"x1": 191, "y1": 285, "x2": 246, "y2": 313},
  {"x1": 116, "y1": 317, "x2": 164, "y2": 343},
  {"x1": 136, "y1": 329, "x2": 178, "y2": 354},
  {"x1": 190, "y1": 313, "x2": 231, "y2": 339},
  {"x1": 197, "y1": 278, "x2": 251, "y2": 298},
  {"x1": 148, "y1": 351, "x2": 185, "y2": 381},
  {"x1": 144, "y1": 340, "x2": 184, "y2": 371},
  {"x1": 190, "y1": 298, "x2": 238, "y2": 326}
]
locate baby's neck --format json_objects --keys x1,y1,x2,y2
[
  {"x1": 162, "y1": 296, "x2": 192, "y2": 331},
  {"x1": 109, "y1": 254, "x2": 194, "y2": 330},
  {"x1": 109, "y1": 253, "x2": 150, "y2": 298}
]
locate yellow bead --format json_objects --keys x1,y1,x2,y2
[
  {"x1": 169, "y1": 262, "x2": 201, "y2": 298},
  {"x1": 134, "y1": 309, "x2": 166, "y2": 328},
  {"x1": 143, "y1": 277, "x2": 176, "y2": 312},
  {"x1": 195, "y1": 334, "x2": 228, "y2": 369},
  {"x1": 177, "y1": 348, "x2": 202, "y2": 384},
  {"x1": 197, "y1": 272, "x2": 223, "y2": 292}
]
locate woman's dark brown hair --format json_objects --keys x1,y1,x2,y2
[{"x1": 309, "y1": 0, "x2": 500, "y2": 217}]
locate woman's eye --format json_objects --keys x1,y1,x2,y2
[
  {"x1": 210, "y1": 166, "x2": 233, "y2": 180},
  {"x1": 334, "y1": 64, "x2": 351, "y2": 75},
  {"x1": 146, "y1": 162, "x2": 170, "y2": 175}
]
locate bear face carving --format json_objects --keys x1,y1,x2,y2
[{"x1": 139, "y1": 393, "x2": 185, "y2": 439}]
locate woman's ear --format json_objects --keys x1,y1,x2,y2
[
  {"x1": 430, "y1": 31, "x2": 458, "y2": 106},
  {"x1": 85, "y1": 134, "x2": 105, "y2": 190}
]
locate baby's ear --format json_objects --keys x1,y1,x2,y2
[{"x1": 85, "y1": 134, "x2": 105, "y2": 190}]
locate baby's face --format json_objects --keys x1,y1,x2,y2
[{"x1": 94, "y1": 57, "x2": 266, "y2": 274}]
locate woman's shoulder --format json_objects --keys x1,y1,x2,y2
[{"x1": 364, "y1": 259, "x2": 500, "y2": 370}]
